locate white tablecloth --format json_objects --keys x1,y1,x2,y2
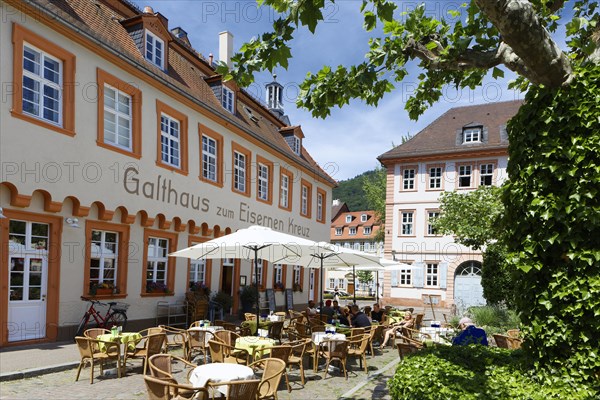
[
  {"x1": 311, "y1": 332, "x2": 346, "y2": 345},
  {"x1": 420, "y1": 327, "x2": 454, "y2": 343},
  {"x1": 188, "y1": 326, "x2": 224, "y2": 344},
  {"x1": 189, "y1": 363, "x2": 254, "y2": 395}
]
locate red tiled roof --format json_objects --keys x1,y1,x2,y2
[{"x1": 378, "y1": 100, "x2": 523, "y2": 162}]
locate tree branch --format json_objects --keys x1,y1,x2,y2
[{"x1": 474, "y1": 0, "x2": 572, "y2": 87}]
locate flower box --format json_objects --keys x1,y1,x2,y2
[{"x1": 95, "y1": 288, "x2": 113, "y2": 296}]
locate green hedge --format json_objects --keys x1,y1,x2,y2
[{"x1": 388, "y1": 346, "x2": 597, "y2": 399}]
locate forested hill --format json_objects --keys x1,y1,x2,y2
[{"x1": 332, "y1": 169, "x2": 377, "y2": 211}]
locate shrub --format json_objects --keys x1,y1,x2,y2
[
  {"x1": 388, "y1": 346, "x2": 597, "y2": 399},
  {"x1": 467, "y1": 305, "x2": 520, "y2": 335}
]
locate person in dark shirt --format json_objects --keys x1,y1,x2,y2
[
  {"x1": 338, "y1": 307, "x2": 351, "y2": 326},
  {"x1": 370, "y1": 303, "x2": 385, "y2": 323},
  {"x1": 452, "y1": 317, "x2": 488, "y2": 346},
  {"x1": 321, "y1": 299, "x2": 335, "y2": 321},
  {"x1": 350, "y1": 304, "x2": 371, "y2": 328}
]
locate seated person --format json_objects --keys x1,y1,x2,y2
[
  {"x1": 306, "y1": 300, "x2": 318, "y2": 317},
  {"x1": 338, "y1": 307, "x2": 351, "y2": 326},
  {"x1": 452, "y1": 317, "x2": 488, "y2": 346},
  {"x1": 363, "y1": 306, "x2": 372, "y2": 320},
  {"x1": 370, "y1": 303, "x2": 385, "y2": 323},
  {"x1": 321, "y1": 299, "x2": 335, "y2": 321},
  {"x1": 380, "y1": 311, "x2": 414, "y2": 348},
  {"x1": 350, "y1": 304, "x2": 371, "y2": 328},
  {"x1": 332, "y1": 300, "x2": 342, "y2": 315}
]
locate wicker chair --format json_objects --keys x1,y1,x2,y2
[
  {"x1": 263, "y1": 344, "x2": 292, "y2": 392},
  {"x1": 507, "y1": 329, "x2": 521, "y2": 338},
  {"x1": 74, "y1": 336, "x2": 122, "y2": 383},
  {"x1": 493, "y1": 334, "x2": 523, "y2": 350},
  {"x1": 249, "y1": 358, "x2": 286, "y2": 400},
  {"x1": 83, "y1": 328, "x2": 110, "y2": 339},
  {"x1": 187, "y1": 329, "x2": 214, "y2": 364},
  {"x1": 207, "y1": 339, "x2": 250, "y2": 365},
  {"x1": 268, "y1": 321, "x2": 284, "y2": 344},
  {"x1": 126, "y1": 332, "x2": 166, "y2": 375},
  {"x1": 144, "y1": 375, "x2": 209, "y2": 400},
  {"x1": 207, "y1": 379, "x2": 261, "y2": 400},
  {"x1": 349, "y1": 327, "x2": 365, "y2": 339},
  {"x1": 287, "y1": 339, "x2": 310, "y2": 386},
  {"x1": 294, "y1": 322, "x2": 311, "y2": 339},
  {"x1": 414, "y1": 313, "x2": 425, "y2": 329},
  {"x1": 213, "y1": 319, "x2": 226, "y2": 327},
  {"x1": 244, "y1": 313, "x2": 257, "y2": 321},
  {"x1": 319, "y1": 339, "x2": 348, "y2": 380},
  {"x1": 397, "y1": 342, "x2": 423, "y2": 360},
  {"x1": 347, "y1": 334, "x2": 370, "y2": 373},
  {"x1": 214, "y1": 330, "x2": 240, "y2": 347},
  {"x1": 237, "y1": 324, "x2": 252, "y2": 337},
  {"x1": 159, "y1": 325, "x2": 189, "y2": 355},
  {"x1": 148, "y1": 354, "x2": 198, "y2": 399}
]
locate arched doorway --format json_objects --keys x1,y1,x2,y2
[{"x1": 453, "y1": 261, "x2": 485, "y2": 312}]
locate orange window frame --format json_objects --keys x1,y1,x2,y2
[
  {"x1": 231, "y1": 141, "x2": 252, "y2": 197},
  {"x1": 187, "y1": 236, "x2": 212, "y2": 291},
  {"x1": 11, "y1": 23, "x2": 76, "y2": 137},
  {"x1": 316, "y1": 188, "x2": 327, "y2": 223},
  {"x1": 155, "y1": 99, "x2": 188, "y2": 175},
  {"x1": 300, "y1": 179, "x2": 313, "y2": 219},
  {"x1": 278, "y1": 167, "x2": 293, "y2": 212},
  {"x1": 199, "y1": 124, "x2": 224, "y2": 187},
  {"x1": 256, "y1": 155, "x2": 274, "y2": 205},
  {"x1": 141, "y1": 229, "x2": 178, "y2": 297}
]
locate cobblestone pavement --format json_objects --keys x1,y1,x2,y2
[{"x1": 0, "y1": 346, "x2": 400, "y2": 400}]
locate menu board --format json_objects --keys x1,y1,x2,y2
[
  {"x1": 266, "y1": 288, "x2": 276, "y2": 312},
  {"x1": 285, "y1": 289, "x2": 294, "y2": 311}
]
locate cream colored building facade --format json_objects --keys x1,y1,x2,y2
[{"x1": 0, "y1": 0, "x2": 334, "y2": 345}]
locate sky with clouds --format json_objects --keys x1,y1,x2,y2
[{"x1": 134, "y1": 0, "x2": 529, "y2": 181}]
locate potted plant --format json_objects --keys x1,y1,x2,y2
[
  {"x1": 146, "y1": 281, "x2": 170, "y2": 294},
  {"x1": 89, "y1": 281, "x2": 114, "y2": 296},
  {"x1": 293, "y1": 282, "x2": 303, "y2": 292},
  {"x1": 189, "y1": 281, "x2": 211, "y2": 298},
  {"x1": 212, "y1": 291, "x2": 233, "y2": 312},
  {"x1": 274, "y1": 281, "x2": 285, "y2": 291},
  {"x1": 239, "y1": 285, "x2": 259, "y2": 313}
]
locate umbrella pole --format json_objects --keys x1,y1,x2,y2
[
  {"x1": 376, "y1": 270, "x2": 379, "y2": 304},
  {"x1": 319, "y1": 255, "x2": 324, "y2": 321},
  {"x1": 254, "y1": 250, "x2": 260, "y2": 336},
  {"x1": 353, "y1": 265, "x2": 356, "y2": 304}
]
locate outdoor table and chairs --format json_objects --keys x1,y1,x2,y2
[
  {"x1": 311, "y1": 332, "x2": 347, "y2": 372},
  {"x1": 97, "y1": 331, "x2": 142, "y2": 352},
  {"x1": 189, "y1": 363, "x2": 255, "y2": 396},
  {"x1": 235, "y1": 336, "x2": 276, "y2": 360},
  {"x1": 419, "y1": 326, "x2": 454, "y2": 344},
  {"x1": 189, "y1": 325, "x2": 224, "y2": 343}
]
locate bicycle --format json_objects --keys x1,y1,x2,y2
[{"x1": 75, "y1": 296, "x2": 129, "y2": 337}]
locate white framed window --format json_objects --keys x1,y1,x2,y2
[
  {"x1": 103, "y1": 83, "x2": 132, "y2": 150},
  {"x1": 273, "y1": 264, "x2": 283, "y2": 284},
  {"x1": 253, "y1": 259, "x2": 264, "y2": 286},
  {"x1": 222, "y1": 87, "x2": 234, "y2": 113},
  {"x1": 401, "y1": 211, "x2": 414, "y2": 235},
  {"x1": 345, "y1": 215, "x2": 352, "y2": 223},
  {"x1": 361, "y1": 214, "x2": 368, "y2": 222},
  {"x1": 258, "y1": 163, "x2": 269, "y2": 201},
  {"x1": 189, "y1": 259, "x2": 206, "y2": 285},
  {"x1": 403, "y1": 168, "x2": 416, "y2": 190},
  {"x1": 429, "y1": 167, "x2": 442, "y2": 189},
  {"x1": 317, "y1": 192, "x2": 324, "y2": 221},
  {"x1": 426, "y1": 263, "x2": 439, "y2": 287},
  {"x1": 353, "y1": 242, "x2": 360, "y2": 250},
  {"x1": 234, "y1": 151, "x2": 246, "y2": 192},
  {"x1": 145, "y1": 30, "x2": 164, "y2": 69},
  {"x1": 280, "y1": 174, "x2": 289, "y2": 208},
  {"x1": 329, "y1": 278, "x2": 335, "y2": 289},
  {"x1": 399, "y1": 268, "x2": 412, "y2": 285},
  {"x1": 335, "y1": 227, "x2": 343, "y2": 236},
  {"x1": 291, "y1": 136, "x2": 301, "y2": 155},
  {"x1": 349, "y1": 227, "x2": 357, "y2": 235},
  {"x1": 202, "y1": 135, "x2": 217, "y2": 182},
  {"x1": 364, "y1": 242, "x2": 371, "y2": 252},
  {"x1": 363, "y1": 226, "x2": 372, "y2": 235},
  {"x1": 146, "y1": 237, "x2": 169, "y2": 286},
  {"x1": 359, "y1": 242, "x2": 365, "y2": 252},
  {"x1": 480, "y1": 163, "x2": 494, "y2": 186},
  {"x1": 458, "y1": 165, "x2": 472, "y2": 188},
  {"x1": 90, "y1": 230, "x2": 118, "y2": 287},
  {"x1": 427, "y1": 211, "x2": 440, "y2": 235},
  {"x1": 293, "y1": 265, "x2": 301, "y2": 285},
  {"x1": 344, "y1": 242, "x2": 351, "y2": 248},
  {"x1": 301, "y1": 185, "x2": 309, "y2": 216},
  {"x1": 337, "y1": 279, "x2": 345, "y2": 289},
  {"x1": 463, "y1": 128, "x2": 481, "y2": 143},
  {"x1": 22, "y1": 44, "x2": 62, "y2": 125},
  {"x1": 160, "y1": 114, "x2": 180, "y2": 168}
]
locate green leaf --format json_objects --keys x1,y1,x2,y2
[{"x1": 492, "y1": 67, "x2": 504, "y2": 79}]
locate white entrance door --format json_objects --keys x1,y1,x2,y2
[
  {"x1": 7, "y1": 220, "x2": 49, "y2": 342},
  {"x1": 454, "y1": 262, "x2": 485, "y2": 313},
  {"x1": 308, "y1": 269, "x2": 315, "y2": 301}
]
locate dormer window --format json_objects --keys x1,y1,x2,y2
[
  {"x1": 222, "y1": 87, "x2": 234, "y2": 113},
  {"x1": 345, "y1": 215, "x2": 352, "y2": 223},
  {"x1": 361, "y1": 214, "x2": 368, "y2": 222},
  {"x1": 335, "y1": 227, "x2": 343, "y2": 236},
  {"x1": 291, "y1": 136, "x2": 301, "y2": 155},
  {"x1": 463, "y1": 127, "x2": 482, "y2": 143},
  {"x1": 145, "y1": 30, "x2": 164, "y2": 69}
]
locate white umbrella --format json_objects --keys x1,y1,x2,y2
[{"x1": 171, "y1": 225, "x2": 318, "y2": 327}]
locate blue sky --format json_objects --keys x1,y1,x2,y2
[{"x1": 135, "y1": 1, "x2": 527, "y2": 181}]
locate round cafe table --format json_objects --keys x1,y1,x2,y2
[
  {"x1": 188, "y1": 325, "x2": 224, "y2": 344},
  {"x1": 189, "y1": 363, "x2": 254, "y2": 395},
  {"x1": 235, "y1": 336, "x2": 276, "y2": 360}
]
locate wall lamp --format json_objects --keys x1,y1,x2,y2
[
  {"x1": 65, "y1": 217, "x2": 80, "y2": 228},
  {"x1": 0, "y1": 207, "x2": 6, "y2": 219}
]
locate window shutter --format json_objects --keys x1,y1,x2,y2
[
  {"x1": 413, "y1": 263, "x2": 425, "y2": 288},
  {"x1": 391, "y1": 271, "x2": 399, "y2": 287},
  {"x1": 439, "y1": 262, "x2": 448, "y2": 289}
]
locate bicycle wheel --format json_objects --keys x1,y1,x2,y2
[
  {"x1": 75, "y1": 313, "x2": 91, "y2": 337},
  {"x1": 107, "y1": 311, "x2": 127, "y2": 330}
]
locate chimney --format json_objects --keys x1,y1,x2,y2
[{"x1": 219, "y1": 31, "x2": 233, "y2": 69}]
